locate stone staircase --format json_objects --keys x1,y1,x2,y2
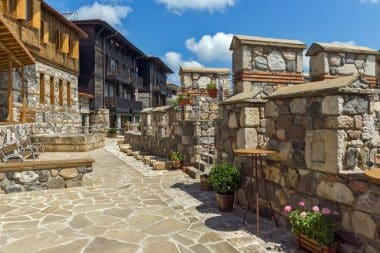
[{"x1": 184, "y1": 148, "x2": 216, "y2": 179}]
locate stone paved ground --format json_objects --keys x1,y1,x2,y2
[{"x1": 0, "y1": 138, "x2": 302, "y2": 253}]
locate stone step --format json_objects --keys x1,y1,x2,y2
[
  {"x1": 194, "y1": 160, "x2": 213, "y2": 173},
  {"x1": 183, "y1": 166, "x2": 200, "y2": 179},
  {"x1": 152, "y1": 159, "x2": 171, "y2": 170},
  {"x1": 143, "y1": 155, "x2": 156, "y2": 165},
  {"x1": 200, "y1": 152, "x2": 215, "y2": 164}
]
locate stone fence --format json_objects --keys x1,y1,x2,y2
[
  {"x1": 125, "y1": 97, "x2": 218, "y2": 166},
  {"x1": 0, "y1": 159, "x2": 94, "y2": 194},
  {"x1": 216, "y1": 75, "x2": 380, "y2": 252}
]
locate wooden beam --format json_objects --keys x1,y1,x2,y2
[
  {"x1": 0, "y1": 40, "x2": 23, "y2": 67},
  {"x1": 7, "y1": 54, "x2": 13, "y2": 122},
  {"x1": 21, "y1": 67, "x2": 26, "y2": 123}
]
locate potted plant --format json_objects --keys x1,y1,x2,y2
[
  {"x1": 107, "y1": 128, "x2": 117, "y2": 138},
  {"x1": 208, "y1": 164, "x2": 241, "y2": 212},
  {"x1": 200, "y1": 174, "x2": 212, "y2": 191},
  {"x1": 284, "y1": 202, "x2": 338, "y2": 253},
  {"x1": 177, "y1": 93, "x2": 192, "y2": 107},
  {"x1": 170, "y1": 151, "x2": 182, "y2": 169},
  {"x1": 207, "y1": 82, "x2": 218, "y2": 98}
]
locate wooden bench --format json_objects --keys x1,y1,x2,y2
[
  {"x1": 0, "y1": 159, "x2": 95, "y2": 172},
  {"x1": 0, "y1": 143, "x2": 36, "y2": 163}
]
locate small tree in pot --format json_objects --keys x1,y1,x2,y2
[
  {"x1": 170, "y1": 151, "x2": 183, "y2": 169},
  {"x1": 107, "y1": 128, "x2": 117, "y2": 138},
  {"x1": 206, "y1": 82, "x2": 218, "y2": 98},
  {"x1": 209, "y1": 164, "x2": 241, "y2": 212}
]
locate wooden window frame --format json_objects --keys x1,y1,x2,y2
[
  {"x1": 66, "y1": 82, "x2": 71, "y2": 107},
  {"x1": 49, "y1": 76, "x2": 54, "y2": 106},
  {"x1": 39, "y1": 72, "x2": 44, "y2": 104},
  {"x1": 58, "y1": 79, "x2": 63, "y2": 106}
]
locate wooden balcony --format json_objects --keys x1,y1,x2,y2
[
  {"x1": 105, "y1": 97, "x2": 130, "y2": 112},
  {"x1": 130, "y1": 100, "x2": 143, "y2": 113}
]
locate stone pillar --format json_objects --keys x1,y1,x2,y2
[{"x1": 116, "y1": 114, "x2": 121, "y2": 129}]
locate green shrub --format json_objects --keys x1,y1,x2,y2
[
  {"x1": 170, "y1": 151, "x2": 183, "y2": 161},
  {"x1": 208, "y1": 164, "x2": 240, "y2": 194},
  {"x1": 207, "y1": 82, "x2": 217, "y2": 90},
  {"x1": 108, "y1": 128, "x2": 117, "y2": 134}
]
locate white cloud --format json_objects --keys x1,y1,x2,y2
[
  {"x1": 76, "y1": 1, "x2": 132, "y2": 26},
  {"x1": 330, "y1": 40, "x2": 357, "y2": 46},
  {"x1": 360, "y1": 0, "x2": 379, "y2": 4},
  {"x1": 162, "y1": 52, "x2": 202, "y2": 84},
  {"x1": 185, "y1": 32, "x2": 233, "y2": 62},
  {"x1": 156, "y1": 0, "x2": 235, "y2": 13}
]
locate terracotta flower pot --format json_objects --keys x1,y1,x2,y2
[
  {"x1": 207, "y1": 88, "x2": 218, "y2": 98},
  {"x1": 216, "y1": 193, "x2": 234, "y2": 212},
  {"x1": 298, "y1": 234, "x2": 337, "y2": 253},
  {"x1": 171, "y1": 160, "x2": 181, "y2": 169}
]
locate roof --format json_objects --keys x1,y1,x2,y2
[
  {"x1": 141, "y1": 108, "x2": 153, "y2": 113},
  {"x1": 230, "y1": 35, "x2": 307, "y2": 50},
  {"x1": 220, "y1": 91, "x2": 266, "y2": 105},
  {"x1": 179, "y1": 66, "x2": 230, "y2": 75},
  {"x1": 152, "y1": 106, "x2": 173, "y2": 112},
  {"x1": 73, "y1": 19, "x2": 145, "y2": 57},
  {"x1": 0, "y1": 16, "x2": 35, "y2": 70},
  {"x1": 267, "y1": 75, "x2": 373, "y2": 99},
  {"x1": 166, "y1": 83, "x2": 179, "y2": 91},
  {"x1": 306, "y1": 42, "x2": 378, "y2": 56},
  {"x1": 137, "y1": 56, "x2": 173, "y2": 73},
  {"x1": 41, "y1": 1, "x2": 87, "y2": 38}
]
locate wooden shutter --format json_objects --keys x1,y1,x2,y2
[
  {"x1": 0, "y1": 0, "x2": 7, "y2": 12},
  {"x1": 61, "y1": 33, "x2": 69, "y2": 54},
  {"x1": 16, "y1": 0, "x2": 26, "y2": 20},
  {"x1": 71, "y1": 40, "x2": 79, "y2": 59},
  {"x1": 42, "y1": 20, "x2": 49, "y2": 44},
  {"x1": 32, "y1": 0, "x2": 40, "y2": 29}
]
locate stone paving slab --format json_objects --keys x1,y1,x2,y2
[{"x1": 0, "y1": 139, "x2": 304, "y2": 253}]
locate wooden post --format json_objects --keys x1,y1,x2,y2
[
  {"x1": 7, "y1": 54, "x2": 13, "y2": 122},
  {"x1": 21, "y1": 66, "x2": 26, "y2": 123}
]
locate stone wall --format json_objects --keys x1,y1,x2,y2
[
  {"x1": 223, "y1": 76, "x2": 380, "y2": 252},
  {"x1": 0, "y1": 161, "x2": 93, "y2": 194},
  {"x1": 90, "y1": 109, "x2": 109, "y2": 131},
  {"x1": 307, "y1": 43, "x2": 377, "y2": 86},
  {"x1": 31, "y1": 133, "x2": 105, "y2": 152},
  {"x1": 126, "y1": 103, "x2": 216, "y2": 166},
  {"x1": 230, "y1": 35, "x2": 306, "y2": 95}
]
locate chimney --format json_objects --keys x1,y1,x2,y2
[
  {"x1": 306, "y1": 42, "x2": 378, "y2": 87},
  {"x1": 229, "y1": 35, "x2": 307, "y2": 97}
]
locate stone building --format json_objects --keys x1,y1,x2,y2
[
  {"x1": 137, "y1": 56, "x2": 173, "y2": 108},
  {"x1": 73, "y1": 19, "x2": 145, "y2": 129},
  {"x1": 0, "y1": 0, "x2": 87, "y2": 130},
  {"x1": 307, "y1": 42, "x2": 378, "y2": 86},
  {"x1": 179, "y1": 66, "x2": 230, "y2": 97}
]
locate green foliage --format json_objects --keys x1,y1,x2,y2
[
  {"x1": 169, "y1": 98, "x2": 178, "y2": 106},
  {"x1": 208, "y1": 164, "x2": 241, "y2": 194},
  {"x1": 108, "y1": 128, "x2": 117, "y2": 134},
  {"x1": 288, "y1": 207, "x2": 336, "y2": 247},
  {"x1": 177, "y1": 94, "x2": 186, "y2": 102},
  {"x1": 207, "y1": 82, "x2": 217, "y2": 90},
  {"x1": 170, "y1": 151, "x2": 183, "y2": 161}
]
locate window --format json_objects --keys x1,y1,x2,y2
[
  {"x1": 39, "y1": 73, "x2": 44, "y2": 104},
  {"x1": 8, "y1": 0, "x2": 16, "y2": 16},
  {"x1": 50, "y1": 76, "x2": 54, "y2": 106},
  {"x1": 25, "y1": 0, "x2": 32, "y2": 22},
  {"x1": 55, "y1": 30, "x2": 61, "y2": 50},
  {"x1": 58, "y1": 79, "x2": 63, "y2": 106},
  {"x1": 110, "y1": 59, "x2": 118, "y2": 75},
  {"x1": 104, "y1": 85, "x2": 109, "y2": 97},
  {"x1": 66, "y1": 82, "x2": 71, "y2": 106}
]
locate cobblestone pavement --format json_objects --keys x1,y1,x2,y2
[{"x1": 0, "y1": 138, "x2": 302, "y2": 253}]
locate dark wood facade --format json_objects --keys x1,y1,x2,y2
[
  {"x1": 137, "y1": 57, "x2": 173, "y2": 107},
  {"x1": 74, "y1": 19, "x2": 145, "y2": 127}
]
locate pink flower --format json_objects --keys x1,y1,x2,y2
[
  {"x1": 284, "y1": 205, "x2": 292, "y2": 213},
  {"x1": 300, "y1": 211, "x2": 307, "y2": 217},
  {"x1": 322, "y1": 208, "x2": 331, "y2": 215},
  {"x1": 298, "y1": 201, "x2": 305, "y2": 207},
  {"x1": 312, "y1": 206, "x2": 320, "y2": 212}
]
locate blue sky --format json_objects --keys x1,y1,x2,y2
[{"x1": 46, "y1": 0, "x2": 380, "y2": 84}]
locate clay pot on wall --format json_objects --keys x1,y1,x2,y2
[{"x1": 207, "y1": 88, "x2": 218, "y2": 98}]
